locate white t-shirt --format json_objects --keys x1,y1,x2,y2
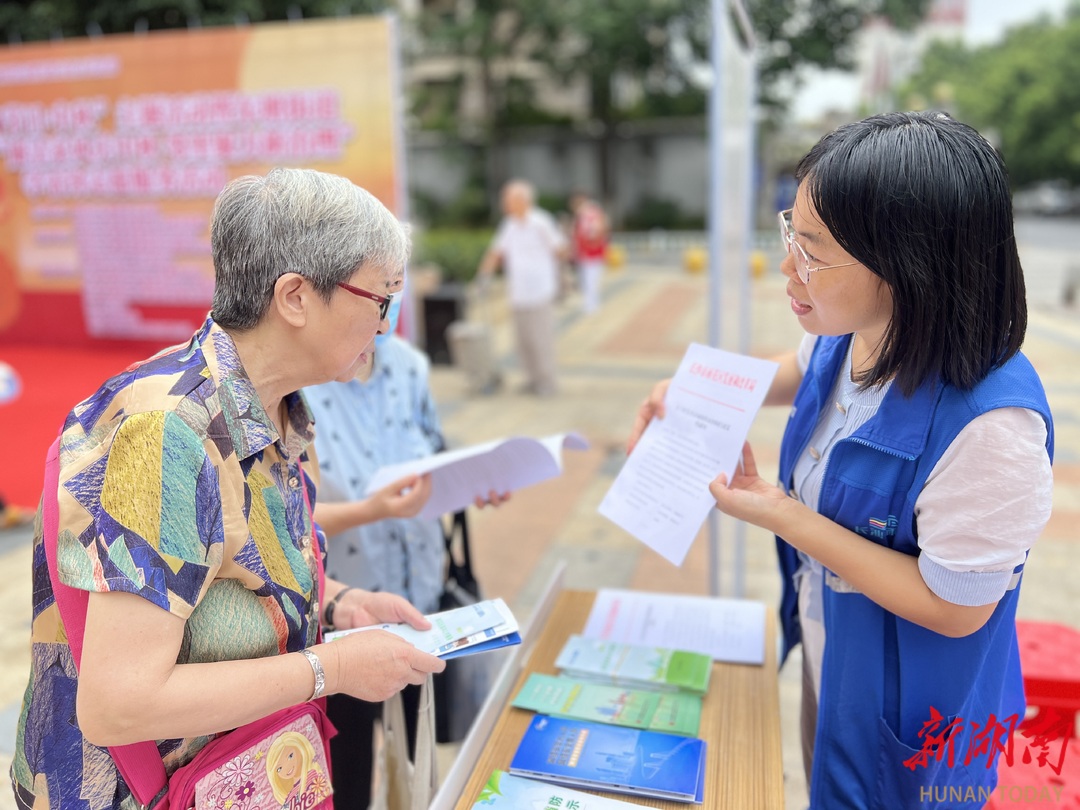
[{"x1": 493, "y1": 208, "x2": 566, "y2": 308}]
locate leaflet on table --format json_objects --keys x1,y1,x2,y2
[
  {"x1": 583, "y1": 589, "x2": 766, "y2": 666},
  {"x1": 554, "y1": 635, "x2": 711, "y2": 694},
  {"x1": 365, "y1": 432, "x2": 589, "y2": 520},
  {"x1": 598, "y1": 343, "x2": 778, "y2": 566},
  {"x1": 324, "y1": 597, "x2": 520, "y2": 659},
  {"x1": 509, "y1": 715, "x2": 706, "y2": 804},
  {"x1": 472, "y1": 770, "x2": 652, "y2": 809},
  {"x1": 512, "y1": 672, "x2": 702, "y2": 736}
]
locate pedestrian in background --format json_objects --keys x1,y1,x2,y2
[
  {"x1": 477, "y1": 179, "x2": 567, "y2": 397},
  {"x1": 569, "y1": 191, "x2": 610, "y2": 315}
]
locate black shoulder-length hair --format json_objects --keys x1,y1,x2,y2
[{"x1": 795, "y1": 110, "x2": 1027, "y2": 396}]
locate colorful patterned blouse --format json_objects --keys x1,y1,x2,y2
[{"x1": 11, "y1": 318, "x2": 323, "y2": 810}]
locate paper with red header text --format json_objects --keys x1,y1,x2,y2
[{"x1": 598, "y1": 343, "x2": 779, "y2": 566}]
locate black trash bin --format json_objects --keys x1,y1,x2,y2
[{"x1": 421, "y1": 283, "x2": 467, "y2": 365}]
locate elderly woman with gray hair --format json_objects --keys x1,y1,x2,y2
[{"x1": 11, "y1": 168, "x2": 445, "y2": 809}]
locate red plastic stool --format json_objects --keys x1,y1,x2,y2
[
  {"x1": 1016, "y1": 620, "x2": 1080, "y2": 740},
  {"x1": 986, "y1": 736, "x2": 1080, "y2": 809}
]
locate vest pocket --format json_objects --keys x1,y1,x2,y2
[{"x1": 873, "y1": 715, "x2": 989, "y2": 809}]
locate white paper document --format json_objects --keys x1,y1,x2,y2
[
  {"x1": 583, "y1": 588, "x2": 766, "y2": 665},
  {"x1": 365, "y1": 432, "x2": 589, "y2": 520},
  {"x1": 598, "y1": 343, "x2": 779, "y2": 566}
]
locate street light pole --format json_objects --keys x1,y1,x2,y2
[{"x1": 707, "y1": 0, "x2": 756, "y2": 597}]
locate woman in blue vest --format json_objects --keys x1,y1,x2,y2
[{"x1": 630, "y1": 111, "x2": 1054, "y2": 808}]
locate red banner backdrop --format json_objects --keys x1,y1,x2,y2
[
  {"x1": 0, "y1": 16, "x2": 404, "y2": 348},
  {"x1": 0, "y1": 18, "x2": 405, "y2": 508}
]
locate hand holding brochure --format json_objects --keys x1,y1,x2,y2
[
  {"x1": 365, "y1": 432, "x2": 589, "y2": 520},
  {"x1": 324, "y1": 597, "x2": 520, "y2": 659},
  {"x1": 599, "y1": 344, "x2": 778, "y2": 566}
]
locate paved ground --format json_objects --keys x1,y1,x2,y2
[{"x1": 0, "y1": 239, "x2": 1076, "y2": 809}]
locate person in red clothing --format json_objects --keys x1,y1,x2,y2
[{"x1": 569, "y1": 192, "x2": 610, "y2": 315}]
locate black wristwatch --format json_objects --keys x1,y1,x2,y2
[{"x1": 323, "y1": 586, "x2": 356, "y2": 630}]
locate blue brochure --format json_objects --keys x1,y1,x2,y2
[
  {"x1": 441, "y1": 631, "x2": 520, "y2": 660},
  {"x1": 509, "y1": 715, "x2": 706, "y2": 803}
]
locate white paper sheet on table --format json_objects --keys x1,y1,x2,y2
[
  {"x1": 582, "y1": 588, "x2": 766, "y2": 665},
  {"x1": 598, "y1": 343, "x2": 779, "y2": 566},
  {"x1": 365, "y1": 431, "x2": 589, "y2": 520}
]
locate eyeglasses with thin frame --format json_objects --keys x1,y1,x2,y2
[
  {"x1": 778, "y1": 209, "x2": 859, "y2": 284},
  {"x1": 336, "y1": 281, "x2": 394, "y2": 320}
]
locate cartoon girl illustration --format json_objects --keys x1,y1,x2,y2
[{"x1": 266, "y1": 730, "x2": 329, "y2": 809}]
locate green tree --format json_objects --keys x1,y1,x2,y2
[
  {"x1": 746, "y1": 0, "x2": 933, "y2": 109},
  {"x1": 415, "y1": 0, "x2": 933, "y2": 209},
  {"x1": 535, "y1": 0, "x2": 710, "y2": 209},
  {"x1": 413, "y1": 0, "x2": 559, "y2": 204},
  {"x1": 900, "y1": 3, "x2": 1080, "y2": 187},
  {"x1": 0, "y1": 0, "x2": 938, "y2": 212},
  {"x1": 0, "y1": 0, "x2": 386, "y2": 41}
]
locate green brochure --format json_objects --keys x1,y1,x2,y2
[
  {"x1": 554, "y1": 634, "x2": 712, "y2": 694},
  {"x1": 511, "y1": 672, "x2": 702, "y2": 736}
]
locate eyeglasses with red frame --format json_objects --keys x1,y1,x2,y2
[{"x1": 336, "y1": 282, "x2": 394, "y2": 320}]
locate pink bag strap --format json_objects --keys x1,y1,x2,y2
[
  {"x1": 42, "y1": 437, "x2": 168, "y2": 808},
  {"x1": 42, "y1": 438, "x2": 326, "y2": 808}
]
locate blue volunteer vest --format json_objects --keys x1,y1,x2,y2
[{"x1": 777, "y1": 334, "x2": 1054, "y2": 809}]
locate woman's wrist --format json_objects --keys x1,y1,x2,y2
[
  {"x1": 323, "y1": 586, "x2": 357, "y2": 629},
  {"x1": 299, "y1": 649, "x2": 325, "y2": 700},
  {"x1": 350, "y1": 495, "x2": 384, "y2": 527},
  {"x1": 767, "y1": 495, "x2": 810, "y2": 542},
  {"x1": 312, "y1": 641, "x2": 343, "y2": 697}
]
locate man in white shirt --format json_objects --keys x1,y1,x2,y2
[{"x1": 477, "y1": 179, "x2": 567, "y2": 396}]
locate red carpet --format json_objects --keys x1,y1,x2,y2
[{"x1": 0, "y1": 343, "x2": 156, "y2": 509}]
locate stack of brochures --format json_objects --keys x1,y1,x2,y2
[
  {"x1": 512, "y1": 672, "x2": 702, "y2": 736},
  {"x1": 508, "y1": 715, "x2": 707, "y2": 803},
  {"x1": 324, "y1": 597, "x2": 520, "y2": 659},
  {"x1": 471, "y1": 770, "x2": 651, "y2": 808},
  {"x1": 500, "y1": 634, "x2": 713, "y2": 803},
  {"x1": 554, "y1": 634, "x2": 712, "y2": 694}
]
